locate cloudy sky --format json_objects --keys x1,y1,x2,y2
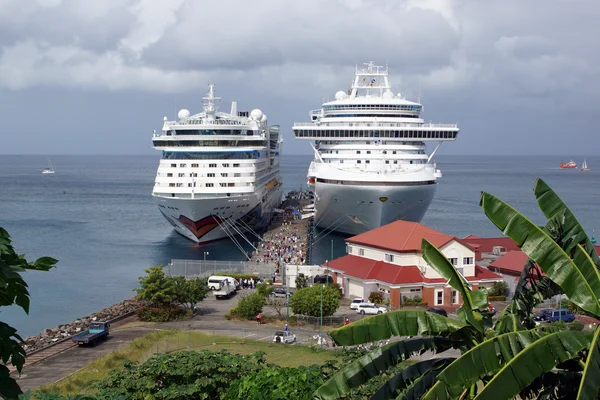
[{"x1": 1, "y1": 0, "x2": 598, "y2": 156}]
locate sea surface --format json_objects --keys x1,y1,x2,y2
[{"x1": 1, "y1": 154, "x2": 599, "y2": 337}]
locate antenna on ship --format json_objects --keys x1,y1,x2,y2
[{"x1": 202, "y1": 84, "x2": 221, "y2": 121}]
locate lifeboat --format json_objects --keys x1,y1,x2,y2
[
  {"x1": 307, "y1": 176, "x2": 315, "y2": 185},
  {"x1": 560, "y1": 160, "x2": 577, "y2": 169}
]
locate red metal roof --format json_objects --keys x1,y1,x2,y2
[
  {"x1": 463, "y1": 236, "x2": 520, "y2": 253},
  {"x1": 489, "y1": 250, "x2": 529, "y2": 276},
  {"x1": 326, "y1": 255, "x2": 502, "y2": 285},
  {"x1": 347, "y1": 220, "x2": 465, "y2": 253}
]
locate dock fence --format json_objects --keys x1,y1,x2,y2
[{"x1": 168, "y1": 259, "x2": 277, "y2": 280}]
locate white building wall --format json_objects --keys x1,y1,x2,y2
[{"x1": 283, "y1": 264, "x2": 325, "y2": 288}]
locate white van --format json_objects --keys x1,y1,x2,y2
[{"x1": 207, "y1": 276, "x2": 235, "y2": 291}]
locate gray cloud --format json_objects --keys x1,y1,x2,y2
[{"x1": 0, "y1": 0, "x2": 599, "y2": 155}]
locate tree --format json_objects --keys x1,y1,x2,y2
[
  {"x1": 368, "y1": 291, "x2": 384, "y2": 304},
  {"x1": 235, "y1": 293, "x2": 265, "y2": 319},
  {"x1": 171, "y1": 276, "x2": 209, "y2": 310},
  {"x1": 135, "y1": 266, "x2": 176, "y2": 304},
  {"x1": 256, "y1": 282, "x2": 274, "y2": 297},
  {"x1": 289, "y1": 284, "x2": 340, "y2": 317},
  {"x1": 0, "y1": 227, "x2": 57, "y2": 399},
  {"x1": 489, "y1": 281, "x2": 509, "y2": 297},
  {"x1": 266, "y1": 296, "x2": 288, "y2": 319},
  {"x1": 295, "y1": 273, "x2": 308, "y2": 289}
]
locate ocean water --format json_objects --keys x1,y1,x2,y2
[{"x1": 1, "y1": 154, "x2": 599, "y2": 337}]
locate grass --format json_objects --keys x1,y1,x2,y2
[{"x1": 39, "y1": 330, "x2": 338, "y2": 396}]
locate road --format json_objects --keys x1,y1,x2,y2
[{"x1": 12, "y1": 290, "x2": 459, "y2": 392}]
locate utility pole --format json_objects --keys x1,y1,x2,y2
[
  {"x1": 283, "y1": 263, "x2": 289, "y2": 320},
  {"x1": 331, "y1": 239, "x2": 334, "y2": 261}
]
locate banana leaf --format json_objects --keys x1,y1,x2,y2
[
  {"x1": 328, "y1": 310, "x2": 467, "y2": 346},
  {"x1": 533, "y1": 178, "x2": 600, "y2": 265},
  {"x1": 474, "y1": 330, "x2": 593, "y2": 400},
  {"x1": 371, "y1": 358, "x2": 455, "y2": 400},
  {"x1": 422, "y1": 328, "x2": 557, "y2": 399},
  {"x1": 313, "y1": 337, "x2": 456, "y2": 400},
  {"x1": 421, "y1": 239, "x2": 486, "y2": 333},
  {"x1": 480, "y1": 192, "x2": 600, "y2": 316},
  {"x1": 576, "y1": 327, "x2": 600, "y2": 399}
]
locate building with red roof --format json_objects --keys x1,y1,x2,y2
[
  {"x1": 323, "y1": 220, "x2": 503, "y2": 308},
  {"x1": 488, "y1": 250, "x2": 529, "y2": 276}
]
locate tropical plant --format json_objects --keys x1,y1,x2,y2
[
  {"x1": 135, "y1": 265, "x2": 176, "y2": 304},
  {"x1": 171, "y1": 276, "x2": 209, "y2": 310},
  {"x1": 0, "y1": 227, "x2": 57, "y2": 399},
  {"x1": 314, "y1": 178, "x2": 600, "y2": 399},
  {"x1": 289, "y1": 284, "x2": 340, "y2": 317}
]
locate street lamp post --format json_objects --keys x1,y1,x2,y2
[{"x1": 331, "y1": 239, "x2": 334, "y2": 261}]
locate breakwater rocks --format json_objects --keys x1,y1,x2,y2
[{"x1": 22, "y1": 298, "x2": 142, "y2": 353}]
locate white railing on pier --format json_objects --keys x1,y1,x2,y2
[{"x1": 167, "y1": 259, "x2": 277, "y2": 280}]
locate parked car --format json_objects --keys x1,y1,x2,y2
[
  {"x1": 356, "y1": 303, "x2": 387, "y2": 315},
  {"x1": 271, "y1": 287, "x2": 292, "y2": 298},
  {"x1": 548, "y1": 309, "x2": 575, "y2": 323},
  {"x1": 273, "y1": 330, "x2": 296, "y2": 343},
  {"x1": 427, "y1": 307, "x2": 448, "y2": 317},
  {"x1": 350, "y1": 298, "x2": 365, "y2": 310},
  {"x1": 533, "y1": 309, "x2": 553, "y2": 321}
]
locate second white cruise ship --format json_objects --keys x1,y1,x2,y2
[
  {"x1": 152, "y1": 85, "x2": 283, "y2": 243},
  {"x1": 293, "y1": 62, "x2": 459, "y2": 236}
]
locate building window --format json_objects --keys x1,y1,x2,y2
[
  {"x1": 451, "y1": 290, "x2": 458, "y2": 304},
  {"x1": 346, "y1": 245, "x2": 352, "y2": 254},
  {"x1": 209, "y1": 163, "x2": 217, "y2": 168},
  {"x1": 356, "y1": 151, "x2": 361, "y2": 154},
  {"x1": 385, "y1": 254, "x2": 394, "y2": 262},
  {"x1": 385, "y1": 160, "x2": 389, "y2": 164},
  {"x1": 463, "y1": 257, "x2": 473, "y2": 265},
  {"x1": 207, "y1": 173, "x2": 215, "y2": 177},
  {"x1": 359, "y1": 248, "x2": 365, "y2": 256},
  {"x1": 357, "y1": 160, "x2": 361, "y2": 164},
  {"x1": 223, "y1": 163, "x2": 230, "y2": 167},
  {"x1": 436, "y1": 290, "x2": 443, "y2": 305},
  {"x1": 449, "y1": 258, "x2": 458, "y2": 265},
  {"x1": 366, "y1": 160, "x2": 370, "y2": 164},
  {"x1": 206, "y1": 183, "x2": 214, "y2": 187},
  {"x1": 179, "y1": 163, "x2": 186, "y2": 168},
  {"x1": 191, "y1": 163, "x2": 199, "y2": 168},
  {"x1": 167, "y1": 173, "x2": 173, "y2": 177}
]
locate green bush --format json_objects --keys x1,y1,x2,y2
[
  {"x1": 235, "y1": 293, "x2": 265, "y2": 319},
  {"x1": 401, "y1": 301, "x2": 428, "y2": 307},
  {"x1": 257, "y1": 282, "x2": 274, "y2": 297},
  {"x1": 223, "y1": 365, "x2": 324, "y2": 400},
  {"x1": 550, "y1": 320, "x2": 568, "y2": 330},
  {"x1": 488, "y1": 295, "x2": 506, "y2": 301},
  {"x1": 412, "y1": 295, "x2": 422, "y2": 303},
  {"x1": 136, "y1": 305, "x2": 189, "y2": 322},
  {"x1": 290, "y1": 284, "x2": 340, "y2": 317},
  {"x1": 228, "y1": 273, "x2": 259, "y2": 281},
  {"x1": 569, "y1": 320, "x2": 584, "y2": 331},
  {"x1": 368, "y1": 291, "x2": 384, "y2": 304},
  {"x1": 295, "y1": 273, "x2": 309, "y2": 289},
  {"x1": 489, "y1": 281, "x2": 509, "y2": 297}
]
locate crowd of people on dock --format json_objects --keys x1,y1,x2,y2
[{"x1": 255, "y1": 222, "x2": 308, "y2": 266}]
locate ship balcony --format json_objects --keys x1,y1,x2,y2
[
  {"x1": 293, "y1": 122, "x2": 457, "y2": 129},
  {"x1": 152, "y1": 185, "x2": 255, "y2": 197},
  {"x1": 154, "y1": 176, "x2": 257, "y2": 186},
  {"x1": 317, "y1": 143, "x2": 426, "y2": 151}
]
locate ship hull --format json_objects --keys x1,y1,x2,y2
[
  {"x1": 313, "y1": 181, "x2": 437, "y2": 236},
  {"x1": 154, "y1": 184, "x2": 283, "y2": 243}
]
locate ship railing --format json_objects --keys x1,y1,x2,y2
[
  {"x1": 293, "y1": 122, "x2": 457, "y2": 128},
  {"x1": 167, "y1": 259, "x2": 277, "y2": 280},
  {"x1": 164, "y1": 119, "x2": 248, "y2": 126}
]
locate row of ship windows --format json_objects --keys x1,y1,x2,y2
[
  {"x1": 328, "y1": 159, "x2": 421, "y2": 164},
  {"x1": 162, "y1": 172, "x2": 250, "y2": 178},
  {"x1": 295, "y1": 130, "x2": 457, "y2": 139},
  {"x1": 167, "y1": 183, "x2": 245, "y2": 188},
  {"x1": 315, "y1": 140, "x2": 423, "y2": 147},
  {"x1": 158, "y1": 204, "x2": 179, "y2": 211},
  {"x1": 322, "y1": 114, "x2": 418, "y2": 119},
  {"x1": 168, "y1": 163, "x2": 242, "y2": 168},
  {"x1": 322, "y1": 150, "x2": 422, "y2": 155},
  {"x1": 165, "y1": 129, "x2": 253, "y2": 136},
  {"x1": 154, "y1": 140, "x2": 266, "y2": 147},
  {"x1": 323, "y1": 105, "x2": 422, "y2": 112},
  {"x1": 162, "y1": 151, "x2": 265, "y2": 160},
  {"x1": 211, "y1": 204, "x2": 251, "y2": 210}
]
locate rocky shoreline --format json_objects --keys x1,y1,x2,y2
[{"x1": 22, "y1": 297, "x2": 143, "y2": 353}]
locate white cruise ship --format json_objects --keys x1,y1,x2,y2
[
  {"x1": 293, "y1": 62, "x2": 459, "y2": 236},
  {"x1": 152, "y1": 84, "x2": 283, "y2": 243}
]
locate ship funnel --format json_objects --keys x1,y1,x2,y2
[{"x1": 230, "y1": 101, "x2": 237, "y2": 116}]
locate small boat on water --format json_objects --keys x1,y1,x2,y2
[
  {"x1": 581, "y1": 159, "x2": 590, "y2": 172},
  {"x1": 560, "y1": 160, "x2": 577, "y2": 169},
  {"x1": 42, "y1": 159, "x2": 55, "y2": 174}
]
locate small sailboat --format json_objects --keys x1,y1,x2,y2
[
  {"x1": 42, "y1": 159, "x2": 55, "y2": 174},
  {"x1": 581, "y1": 159, "x2": 590, "y2": 172}
]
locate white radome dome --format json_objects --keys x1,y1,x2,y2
[
  {"x1": 260, "y1": 114, "x2": 267, "y2": 123},
  {"x1": 178, "y1": 109, "x2": 190, "y2": 120},
  {"x1": 250, "y1": 109, "x2": 263, "y2": 121},
  {"x1": 335, "y1": 91, "x2": 347, "y2": 100}
]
